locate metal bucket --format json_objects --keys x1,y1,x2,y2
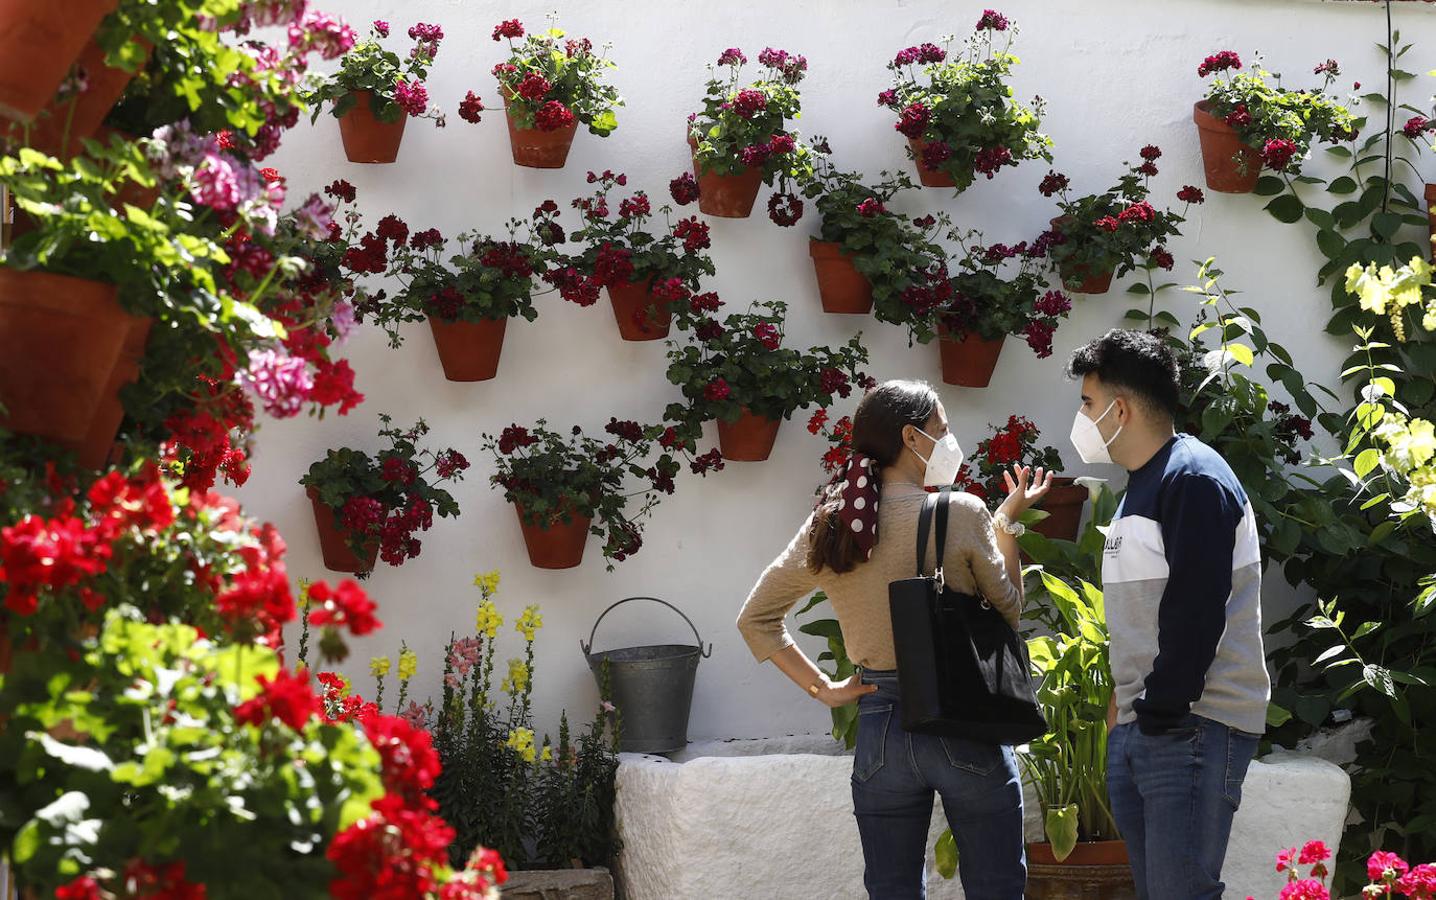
[{"x1": 581, "y1": 596, "x2": 712, "y2": 754}]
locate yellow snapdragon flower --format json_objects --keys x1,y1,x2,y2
[
  {"x1": 516, "y1": 605, "x2": 543, "y2": 642},
  {"x1": 506, "y1": 727, "x2": 536, "y2": 763},
  {"x1": 473, "y1": 569, "x2": 502, "y2": 597},
  {"x1": 370, "y1": 656, "x2": 391, "y2": 678},
  {"x1": 500, "y1": 658, "x2": 529, "y2": 695},
  {"x1": 475, "y1": 599, "x2": 503, "y2": 639},
  {"x1": 398, "y1": 645, "x2": 418, "y2": 681}
]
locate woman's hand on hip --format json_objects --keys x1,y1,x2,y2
[
  {"x1": 997, "y1": 464, "x2": 1055, "y2": 518},
  {"x1": 817, "y1": 674, "x2": 878, "y2": 708}
]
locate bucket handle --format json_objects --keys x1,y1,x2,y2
[{"x1": 581, "y1": 596, "x2": 713, "y2": 659}]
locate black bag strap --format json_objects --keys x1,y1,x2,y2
[
  {"x1": 933, "y1": 486, "x2": 951, "y2": 571},
  {"x1": 915, "y1": 489, "x2": 938, "y2": 576}
]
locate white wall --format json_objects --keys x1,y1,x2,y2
[{"x1": 242, "y1": 0, "x2": 1436, "y2": 745}]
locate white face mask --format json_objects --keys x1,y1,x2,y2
[
  {"x1": 1070, "y1": 399, "x2": 1123, "y2": 465},
  {"x1": 909, "y1": 427, "x2": 965, "y2": 487}
]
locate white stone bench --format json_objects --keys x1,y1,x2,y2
[{"x1": 613, "y1": 737, "x2": 1349, "y2": 900}]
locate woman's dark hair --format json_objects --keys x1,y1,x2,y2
[
  {"x1": 1066, "y1": 328, "x2": 1181, "y2": 419},
  {"x1": 807, "y1": 380, "x2": 938, "y2": 574}
]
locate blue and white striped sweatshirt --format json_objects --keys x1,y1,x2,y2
[{"x1": 1101, "y1": 434, "x2": 1270, "y2": 735}]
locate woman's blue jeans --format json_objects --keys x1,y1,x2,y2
[{"x1": 850, "y1": 669, "x2": 1027, "y2": 900}]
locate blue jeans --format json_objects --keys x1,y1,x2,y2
[
  {"x1": 850, "y1": 669, "x2": 1026, "y2": 900},
  {"x1": 1106, "y1": 713, "x2": 1260, "y2": 900}
]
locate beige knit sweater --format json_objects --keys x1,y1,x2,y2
[{"x1": 736, "y1": 487, "x2": 1022, "y2": 671}]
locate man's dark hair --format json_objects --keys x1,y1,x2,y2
[{"x1": 1066, "y1": 329, "x2": 1181, "y2": 419}]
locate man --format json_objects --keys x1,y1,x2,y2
[{"x1": 1066, "y1": 329, "x2": 1269, "y2": 900}]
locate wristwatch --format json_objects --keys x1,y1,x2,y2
[{"x1": 994, "y1": 512, "x2": 1026, "y2": 537}]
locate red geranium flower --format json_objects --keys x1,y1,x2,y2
[
  {"x1": 670, "y1": 172, "x2": 700, "y2": 206},
  {"x1": 533, "y1": 100, "x2": 575, "y2": 131},
  {"x1": 235, "y1": 668, "x2": 320, "y2": 731},
  {"x1": 458, "y1": 91, "x2": 485, "y2": 124},
  {"x1": 492, "y1": 19, "x2": 524, "y2": 41},
  {"x1": 704, "y1": 378, "x2": 731, "y2": 401},
  {"x1": 308, "y1": 579, "x2": 381, "y2": 637}
]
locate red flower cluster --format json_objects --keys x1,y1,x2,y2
[
  {"x1": 517, "y1": 71, "x2": 552, "y2": 101},
  {"x1": 1118, "y1": 201, "x2": 1156, "y2": 225},
  {"x1": 856, "y1": 197, "x2": 886, "y2": 218},
  {"x1": 717, "y1": 47, "x2": 747, "y2": 66},
  {"x1": 704, "y1": 378, "x2": 731, "y2": 401},
  {"x1": 214, "y1": 522, "x2": 294, "y2": 644},
  {"x1": 767, "y1": 192, "x2": 804, "y2": 227},
  {"x1": 618, "y1": 192, "x2": 652, "y2": 220},
  {"x1": 593, "y1": 242, "x2": 636, "y2": 287},
  {"x1": 1177, "y1": 185, "x2": 1206, "y2": 204},
  {"x1": 976, "y1": 9, "x2": 1009, "y2": 31},
  {"x1": 893, "y1": 43, "x2": 946, "y2": 66},
  {"x1": 235, "y1": 668, "x2": 321, "y2": 731},
  {"x1": 328, "y1": 793, "x2": 457, "y2": 899},
  {"x1": 674, "y1": 216, "x2": 711, "y2": 252},
  {"x1": 543, "y1": 266, "x2": 602, "y2": 306},
  {"x1": 670, "y1": 172, "x2": 701, "y2": 206},
  {"x1": 1039, "y1": 171, "x2": 1070, "y2": 197},
  {"x1": 1225, "y1": 103, "x2": 1252, "y2": 128},
  {"x1": 921, "y1": 140, "x2": 953, "y2": 169},
  {"x1": 534, "y1": 100, "x2": 575, "y2": 131},
  {"x1": 1403, "y1": 115, "x2": 1431, "y2": 139},
  {"x1": 974, "y1": 145, "x2": 1013, "y2": 178},
  {"x1": 497, "y1": 425, "x2": 541, "y2": 455},
  {"x1": 1150, "y1": 246, "x2": 1175, "y2": 270},
  {"x1": 1197, "y1": 50, "x2": 1242, "y2": 77},
  {"x1": 479, "y1": 241, "x2": 536, "y2": 279},
  {"x1": 492, "y1": 19, "x2": 524, "y2": 41},
  {"x1": 754, "y1": 322, "x2": 782, "y2": 350},
  {"x1": 1261, "y1": 138, "x2": 1299, "y2": 171},
  {"x1": 731, "y1": 88, "x2": 768, "y2": 119},
  {"x1": 689, "y1": 448, "x2": 725, "y2": 476},
  {"x1": 895, "y1": 102, "x2": 930, "y2": 138},
  {"x1": 458, "y1": 90, "x2": 485, "y2": 124}
]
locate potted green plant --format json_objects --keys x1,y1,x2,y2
[
  {"x1": 801, "y1": 144, "x2": 926, "y2": 315},
  {"x1": 687, "y1": 47, "x2": 813, "y2": 221},
  {"x1": 933, "y1": 228, "x2": 1072, "y2": 386},
  {"x1": 1041, "y1": 150, "x2": 1187, "y2": 295},
  {"x1": 565, "y1": 169, "x2": 717, "y2": 341},
  {"x1": 482, "y1": 418, "x2": 680, "y2": 570},
  {"x1": 1193, "y1": 51, "x2": 1357, "y2": 193},
  {"x1": 367, "y1": 213, "x2": 558, "y2": 381},
  {"x1": 879, "y1": 9, "x2": 1051, "y2": 191},
  {"x1": 304, "y1": 20, "x2": 446, "y2": 164},
  {"x1": 967, "y1": 416, "x2": 1085, "y2": 541},
  {"x1": 1017, "y1": 482, "x2": 1133, "y2": 894},
  {"x1": 299, "y1": 415, "x2": 469, "y2": 575},
  {"x1": 487, "y1": 15, "x2": 622, "y2": 169},
  {"x1": 663, "y1": 300, "x2": 871, "y2": 461}
]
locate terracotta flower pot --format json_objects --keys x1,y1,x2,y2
[
  {"x1": 307, "y1": 487, "x2": 378, "y2": 574},
  {"x1": 0, "y1": 267, "x2": 130, "y2": 445},
  {"x1": 937, "y1": 325, "x2": 1005, "y2": 388},
  {"x1": 716, "y1": 409, "x2": 782, "y2": 461},
  {"x1": 6, "y1": 36, "x2": 150, "y2": 159},
  {"x1": 607, "y1": 276, "x2": 673, "y2": 341},
  {"x1": 0, "y1": 0, "x2": 117, "y2": 123},
  {"x1": 337, "y1": 91, "x2": 408, "y2": 164},
  {"x1": 514, "y1": 500, "x2": 592, "y2": 569},
  {"x1": 809, "y1": 240, "x2": 873, "y2": 314},
  {"x1": 1193, "y1": 100, "x2": 1262, "y2": 194},
  {"x1": 1026, "y1": 841, "x2": 1136, "y2": 900},
  {"x1": 1032, "y1": 477, "x2": 1088, "y2": 543},
  {"x1": 1424, "y1": 183, "x2": 1436, "y2": 263},
  {"x1": 1049, "y1": 215, "x2": 1116, "y2": 295},
  {"x1": 73, "y1": 313, "x2": 150, "y2": 469},
  {"x1": 506, "y1": 105, "x2": 577, "y2": 169},
  {"x1": 427, "y1": 315, "x2": 508, "y2": 382},
  {"x1": 690, "y1": 138, "x2": 763, "y2": 218},
  {"x1": 907, "y1": 137, "x2": 956, "y2": 188}
]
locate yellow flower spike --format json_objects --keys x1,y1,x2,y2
[
  {"x1": 516, "y1": 605, "x2": 543, "y2": 641},
  {"x1": 501, "y1": 657, "x2": 529, "y2": 695},
  {"x1": 475, "y1": 599, "x2": 503, "y2": 639},
  {"x1": 397, "y1": 646, "x2": 418, "y2": 681},
  {"x1": 541, "y1": 744, "x2": 554, "y2": 763},
  {"x1": 506, "y1": 727, "x2": 537, "y2": 764},
  {"x1": 370, "y1": 656, "x2": 391, "y2": 678},
  {"x1": 472, "y1": 569, "x2": 502, "y2": 598}
]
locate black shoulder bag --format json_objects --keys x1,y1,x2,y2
[{"x1": 887, "y1": 487, "x2": 1048, "y2": 745}]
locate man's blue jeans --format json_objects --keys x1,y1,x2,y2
[
  {"x1": 850, "y1": 670, "x2": 1026, "y2": 900},
  {"x1": 1106, "y1": 713, "x2": 1260, "y2": 899}
]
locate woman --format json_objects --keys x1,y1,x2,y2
[{"x1": 736, "y1": 379, "x2": 1051, "y2": 900}]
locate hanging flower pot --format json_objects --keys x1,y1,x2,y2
[
  {"x1": 607, "y1": 276, "x2": 673, "y2": 341},
  {"x1": 690, "y1": 138, "x2": 763, "y2": 218},
  {"x1": 514, "y1": 500, "x2": 592, "y2": 569},
  {"x1": 937, "y1": 325, "x2": 1005, "y2": 388},
  {"x1": 73, "y1": 313, "x2": 151, "y2": 469},
  {"x1": 1049, "y1": 216, "x2": 1115, "y2": 295},
  {"x1": 0, "y1": 0, "x2": 117, "y2": 123},
  {"x1": 427, "y1": 315, "x2": 508, "y2": 382},
  {"x1": 337, "y1": 90, "x2": 408, "y2": 164},
  {"x1": 716, "y1": 409, "x2": 783, "y2": 461},
  {"x1": 8, "y1": 37, "x2": 150, "y2": 160},
  {"x1": 1425, "y1": 183, "x2": 1436, "y2": 263},
  {"x1": 907, "y1": 137, "x2": 956, "y2": 188},
  {"x1": 506, "y1": 103, "x2": 577, "y2": 169},
  {"x1": 1032, "y1": 477, "x2": 1088, "y2": 543},
  {"x1": 1192, "y1": 100, "x2": 1262, "y2": 194},
  {"x1": 1025, "y1": 840, "x2": 1135, "y2": 900},
  {"x1": 306, "y1": 487, "x2": 378, "y2": 574},
  {"x1": 0, "y1": 267, "x2": 130, "y2": 445},
  {"x1": 809, "y1": 240, "x2": 873, "y2": 314}
]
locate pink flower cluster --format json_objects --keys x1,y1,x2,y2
[{"x1": 237, "y1": 347, "x2": 315, "y2": 418}]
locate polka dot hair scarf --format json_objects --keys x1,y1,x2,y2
[{"x1": 828, "y1": 453, "x2": 880, "y2": 558}]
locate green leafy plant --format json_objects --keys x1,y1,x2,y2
[
  {"x1": 299, "y1": 415, "x2": 468, "y2": 570},
  {"x1": 938, "y1": 227, "x2": 1072, "y2": 358},
  {"x1": 304, "y1": 20, "x2": 445, "y2": 127},
  {"x1": 687, "y1": 46, "x2": 814, "y2": 224},
  {"x1": 880, "y1": 10, "x2": 1051, "y2": 192},
  {"x1": 663, "y1": 300, "x2": 870, "y2": 441},
  {"x1": 489, "y1": 14, "x2": 622, "y2": 136},
  {"x1": 1197, "y1": 49, "x2": 1358, "y2": 178},
  {"x1": 794, "y1": 591, "x2": 860, "y2": 749},
  {"x1": 369, "y1": 218, "x2": 557, "y2": 347},
  {"x1": 482, "y1": 418, "x2": 681, "y2": 568},
  {"x1": 1041, "y1": 150, "x2": 1189, "y2": 290}
]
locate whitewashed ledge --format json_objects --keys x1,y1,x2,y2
[{"x1": 613, "y1": 737, "x2": 1350, "y2": 900}]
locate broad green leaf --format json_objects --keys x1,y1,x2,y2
[
  {"x1": 1046, "y1": 805, "x2": 1080, "y2": 861},
  {"x1": 935, "y1": 828, "x2": 959, "y2": 879}
]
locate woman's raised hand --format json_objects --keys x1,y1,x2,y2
[{"x1": 998, "y1": 464, "x2": 1055, "y2": 517}]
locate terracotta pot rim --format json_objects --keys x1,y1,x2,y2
[
  {"x1": 1192, "y1": 99, "x2": 1231, "y2": 131},
  {"x1": 1424, "y1": 182, "x2": 1436, "y2": 201},
  {"x1": 1027, "y1": 839, "x2": 1130, "y2": 866}
]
